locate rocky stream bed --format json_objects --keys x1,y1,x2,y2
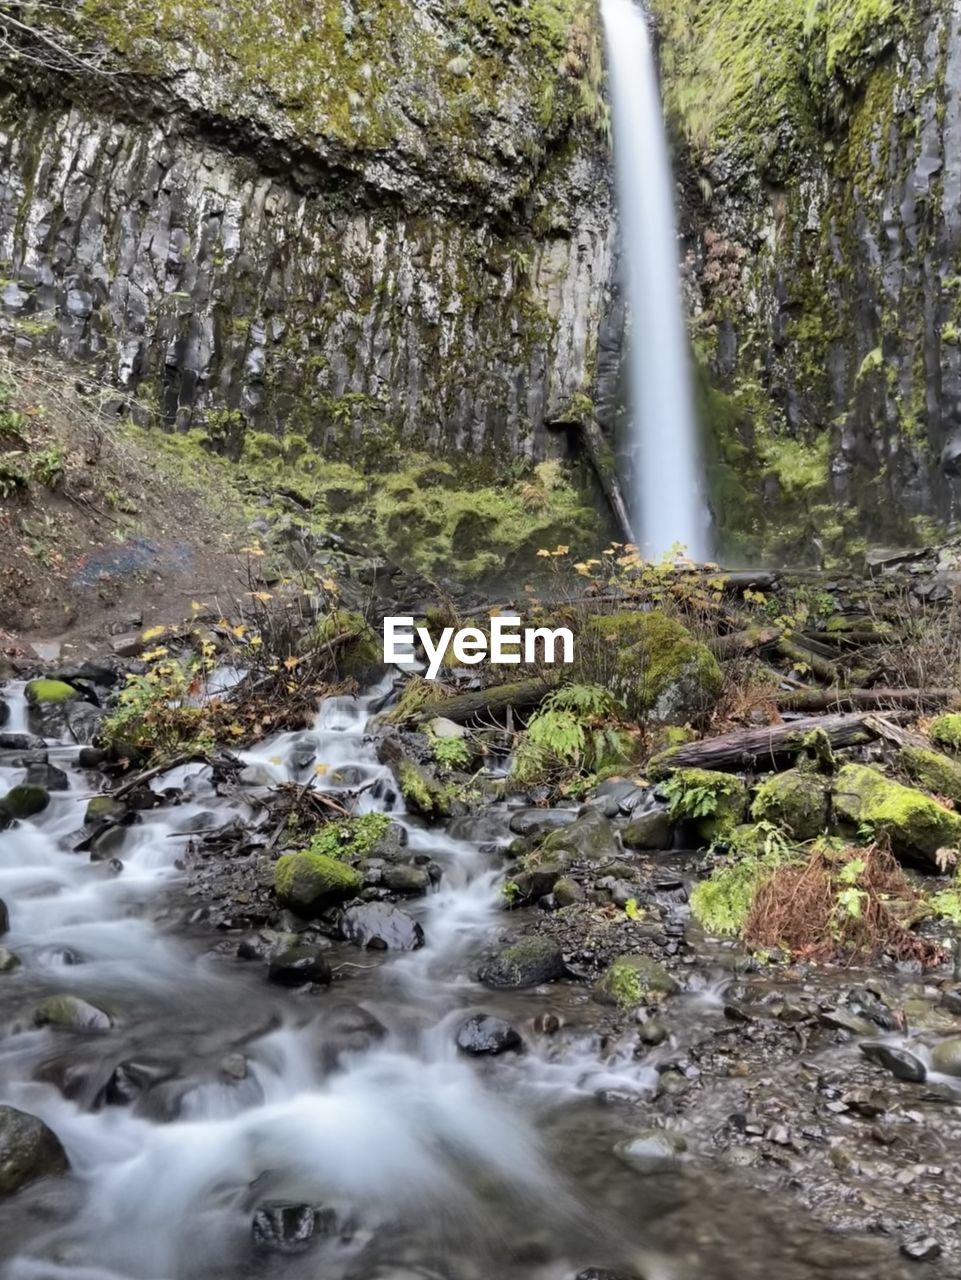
[{"x1": 2, "y1": 621, "x2": 961, "y2": 1280}]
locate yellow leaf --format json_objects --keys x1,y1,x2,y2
[
  {"x1": 249, "y1": 634, "x2": 263, "y2": 648},
  {"x1": 190, "y1": 600, "x2": 205, "y2": 613},
  {"x1": 240, "y1": 545, "x2": 265, "y2": 557},
  {"x1": 535, "y1": 549, "x2": 551, "y2": 558},
  {"x1": 321, "y1": 577, "x2": 337, "y2": 591},
  {"x1": 314, "y1": 763, "x2": 329, "y2": 775},
  {"x1": 268, "y1": 756, "x2": 282, "y2": 766},
  {"x1": 231, "y1": 625, "x2": 247, "y2": 640},
  {"x1": 283, "y1": 655, "x2": 302, "y2": 670},
  {"x1": 141, "y1": 646, "x2": 169, "y2": 661},
  {"x1": 142, "y1": 625, "x2": 166, "y2": 641}
]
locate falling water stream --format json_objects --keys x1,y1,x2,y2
[
  {"x1": 601, "y1": 0, "x2": 709, "y2": 562},
  {"x1": 0, "y1": 680, "x2": 926, "y2": 1279}
]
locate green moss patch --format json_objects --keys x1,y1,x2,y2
[
  {"x1": 833, "y1": 763, "x2": 961, "y2": 868},
  {"x1": 24, "y1": 680, "x2": 77, "y2": 705},
  {"x1": 274, "y1": 850, "x2": 363, "y2": 912}
]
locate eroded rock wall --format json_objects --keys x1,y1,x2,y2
[{"x1": 0, "y1": 0, "x2": 616, "y2": 463}]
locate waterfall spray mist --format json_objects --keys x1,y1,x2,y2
[{"x1": 601, "y1": 0, "x2": 709, "y2": 561}]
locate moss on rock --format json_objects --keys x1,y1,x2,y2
[
  {"x1": 587, "y1": 610, "x2": 722, "y2": 725},
  {"x1": 593, "y1": 953, "x2": 679, "y2": 1007},
  {"x1": 396, "y1": 759, "x2": 454, "y2": 819},
  {"x1": 660, "y1": 768, "x2": 749, "y2": 843},
  {"x1": 751, "y1": 768, "x2": 830, "y2": 840},
  {"x1": 833, "y1": 763, "x2": 961, "y2": 867},
  {"x1": 0, "y1": 784, "x2": 51, "y2": 821},
  {"x1": 929, "y1": 714, "x2": 961, "y2": 752},
  {"x1": 24, "y1": 680, "x2": 76, "y2": 705},
  {"x1": 899, "y1": 746, "x2": 961, "y2": 808},
  {"x1": 311, "y1": 609, "x2": 382, "y2": 681},
  {"x1": 274, "y1": 850, "x2": 363, "y2": 912}
]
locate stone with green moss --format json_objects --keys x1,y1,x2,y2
[
  {"x1": 659, "y1": 768, "x2": 748, "y2": 843},
  {"x1": 899, "y1": 746, "x2": 961, "y2": 807},
  {"x1": 25, "y1": 680, "x2": 77, "y2": 705},
  {"x1": 593, "y1": 954, "x2": 679, "y2": 1008},
  {"x1": 587, "y1": 611, "x2": 722, "y2": 726},
  {"x1": 396, "y1": 759, "x2": 455, "y2": 819},
  {"x1": 541, "y1": 807, "x2": 619, "y2": 863},
  {"x1": 929, "y1": 714, "x2": 961, "y2": 753},
  {"x1": 833, "y1": 763, "x2": 961, "y2": 868},
  {"x1": 751, "y1": 768, "x2": 830, "y2": 840},
  {"x1": 32, "y1": 994, "x2": 113, "y2": 1032},
  {"x1": 0, "y1": 784, "x2": 51, "y2": 821},
  {"x1": 479, "y1": 936, "x2": 566, "y2": 989},
  {"x1": 274, "y1": 850, "x2": 363, "y2": 912}
]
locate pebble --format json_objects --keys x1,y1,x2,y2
[{"x1": 900, "y1": 1237, "x2": 941, "y2": 1262}]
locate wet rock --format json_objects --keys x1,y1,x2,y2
[
  {"x1": 553, "y1": 875, "x2": 583, "y2": 907},
  {"x1": 929, "y1": 1037, "x2": 961, "y2": 1078},
  {"x1": 620, "y1": 807, "x2": 672, "y2": 850},
  {"x1": 84, "y1": 796, "x2": 126, "y2": 825},
  {"x1": 237, "y1": 930, "x2": 301, "y2": 962},
  {"x1": 637, "y1": 1018, "x2": 668, "y2": 1046},
  {"x1": 25, "y1": 762, "x2": 68, "y2": 791},
  {"x1": 508, "y1": 808, "x2": 576, "y2": 838},
  {"x1": 274, "y1": 850, "x2": 363, "y2": 913},
  {"x1": 32, "y1": 994, "x2": 113, "y2": 1033},
  {"x1": 540, "y1": 808, "x2": 619, "y2": 864},
  {"x1": 819, "y1": 1008, "x2": 875, "y2": 1036},
  {"x1": 0, "y1": 946, "x2": 19, "y2": 972},
  {"x1": 24, "y1": 679, "x2": 81, "y2": 736},
  {"x1": 614, "y1": 1128, "x2": 687, "y2": 1174},
  {"x1": 455, "y1": 1014, "x2": 523, "y2": 1056},
  {"x1": 0, "y1": 1104, "x2": 69, "y2": 1195},
  {"x1": 1, "y1": 784, "x2": 50, "y2": 821},
  {"x1": 860, "y1": 1041, "x2": 926, "y2": 1083},
  {"x1": 89, "y1": 826, "x2": 129, "y2": 861},
  {"x1": 268, "y1": 945, "x2": 333, "y2": 987},
  {"x1": 104, "y1": 1061, "x2": 175, "y2": 1106},
  {"x1": 751, "y1": 769, "x2": 830, "y2": 841},
  {"x1": 340, "y1": 902, "x2": 424, "y2": 951},
  {"x1": 512, "y1": 863, "x2": 566, "y2": 904},
  {"x1": 0, "y1": 900, "x2": 8, "y2": 936},
  {"x1": 77, "y1": 746, "x2": 107, "y2": 768},
  {"x1": 593, "y1": 954, "x2": 679, "y2": 1007},
  {"x1": 0, "y1": 732, "x2": 45, "y2": 750},
  {"x1": 429, "y1": 716, "x2": 467, "y2": 740},
  {"x1": 252, "y1": 1203, "x2": 341, "y2": 1254},
  {"x1": 900, "y1": 1237, "x2": 942, "y2": 1262},
  {"x1": 479, "y1": 937, "x2": 566, "y2": 989},
  {"x1": 220, "y1": 1053, "x2": 248, "y2": 1081},
  {"x1": 317, "y1": 1002, "x2": 388, "y2": 1070},
  {"x1": 597, "y1": 877, "x2": 638, "y2": 908},
  {"x1": 382, "y1": 864, "x2": 431, "y2": 895}
]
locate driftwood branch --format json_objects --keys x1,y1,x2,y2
[{"x1": 648, "y1": 711, "x2": 912, "y2": 777}]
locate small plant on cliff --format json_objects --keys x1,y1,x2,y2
[{"x1": 512, "y1": 682, "x2": 632, "y2": 791}]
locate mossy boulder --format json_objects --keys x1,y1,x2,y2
[
  {"x1": 32, "y1": 995, "x2": 113, "y2": 1032},
  {"x1": 540, "y1": 808, "x2": 619, "y2": 864},
  {"x1": 0, "y1": 784, "x2": 51, "y2": 821},
  {"x1": 478, "y1": 937, "x2": 566, "y2": 989},
  {"x1": 25, "y1": 680, "x2": 77, "y2": 705},
  {"x1": 0, "y1": 1104, "x2": 69, "y2": 1196},
  {"x1": 751, "y1": 769, "x2": 830, "y2": 840},
  {"x1": 833, "y1": 763, "x2": 961, "y2": 868},
  {"x1": 660, "y1": 768, "x2": 749, "y2": 843},
  {"x1": 593, "y1": 954, "x2": 680, "y2": 1007},
  {"x1": 24, "y1": 679, "x2": 81, "y2": 736},
  {"x1": 900, "y1": 746, "x2": 961, "y2": 807},
  {"x1": 587, "y1": 611, "x2": 722, "y2": 725},
  {"x1": 311, "y1": 609, "x2": 382, "y2": 682},
  {"x1": 274, "y1": 851, "x2": 363, "y2": 912},
  {"x1": 929, "y1": 714, "x2": 961, "y2": 752},
  {"x1": 396, "y1": 759, "x2": 454, "y2": 819}
]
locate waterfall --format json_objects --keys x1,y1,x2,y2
[{"x1": 601, "y1": 0, "x2": 710, "y2": 562}]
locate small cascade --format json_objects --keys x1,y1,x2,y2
[{"x1": 601, "y1": 0, "x2": 710, "y2": 561}]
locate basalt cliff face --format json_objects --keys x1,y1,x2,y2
[
  {"x1": 656, "y1": 0, "x2": 961, "y2": 561},
  {"x1": 0, "y1": 0, "x2": 615, "y2": 464}
]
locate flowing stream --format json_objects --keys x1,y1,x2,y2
[
  {"x1": 0, "y1": 682, "x2": 925, "y2": 1279},
  {"x1": 601, "y1": 0, "x2": 709, "y2": 562}
]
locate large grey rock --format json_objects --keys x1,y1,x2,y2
[
  {"x1": 340, "y1": 902, "x2": 424, "y2": 951},
  {"x1": 0, "y1": 1105, "x2": 68, "y2": 1195},
  {"x1": 540, "y1": 808, "x2": 619, "y2": 864}
]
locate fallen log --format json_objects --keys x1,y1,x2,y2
[
  {"x1": 707, "y1": 625, "x2": 782, "y2": 660},
  {"x1": 777, "y1": 687, "x2": 958, "y2": 714},
  {"x1": 775, "y1": 637, "x2": 840, "y2": 685},
  {"x1": 647, "y1": 711, "x2": 912, "y2": 777},
  {"x1": 410, "y1": 678, "x2": 550, "y2": 726}
]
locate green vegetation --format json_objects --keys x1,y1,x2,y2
[
  {"x1": 297, "y1": 814, "x2": 392, "y2": 862},
  {"x1": 660, "y1": 768, "x2": 749, "y2": 842},
  {"x1": 274, "y1": 849, "x2": 363, "y2": 910},
  {"x1": 751, "y1": 768, "x2": 830, "y2": 840},
  {"x1": 512, "y1": 683, "x2": 635, "y2": 791},
  {"x1": 594, "y1": 954, "x2": 679, "y2": 1007},
  {"x1": 930, "y1": 714, "x2": 961, "y2": 752},
  {"x1": 25, "y1": 680, "x2": 77, "y2": 705},
  {"x1": 833, "y1": 763, "x2": 961, "y2": 863}
]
